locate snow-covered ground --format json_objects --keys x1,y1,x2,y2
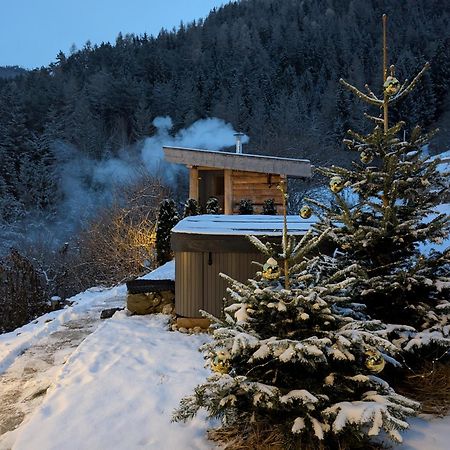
[
  {"x1": 0, "y1": 286, "x2": 126, "y2": 447},
  {"x1": 1, "y1": 313, "x2": 212, "y2": 450},
  {"x1": 0, "y1": 286, "x2": 126, "y2": 375},
  {"x1": 398, "y1": 416, "x2": 450, "y2": 450},
  {"x1": 1, "y1": 257, "x2": 449, "y2": 449}
]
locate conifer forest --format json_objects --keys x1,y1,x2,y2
[{"x1": 0, "y1": 0, "x2": 449, "y2": 329}]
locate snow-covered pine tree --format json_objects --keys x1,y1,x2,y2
[
  {"x1": 205, "y1": 196, "x2": 220, "y2": 214},
  {"x1": 155, "y1": 199, "x2": 179, "y2": 266},
  {"x1": 307, "y1": 15, "x2": 450, "y2": 353},
  {"x1": 262, "y1": 198, "x2": 277, "y2": 215},
  {"x1": 174, "y1": 181, "x2": 419, "y2": 449},
  {"x1": 238, "y1": 199, "x2": 254, "y2": 215},
  {"x1": 183, "y1": 198, "x2": 201, "y2": 217}
]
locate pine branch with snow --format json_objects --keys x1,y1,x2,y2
[{"x1": 174, "y1": 238, "x2": 419, "y2": 448}]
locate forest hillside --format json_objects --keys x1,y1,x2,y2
[
  {"x1": 1, "y1": 0, "x2": 449, "y2": 331},
  {"x1": 1, "y1": 0, "x2": 449, "y2": 233}
]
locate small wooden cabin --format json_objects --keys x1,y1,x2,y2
[
  {"x1": 171, "y1": 215, "x2": 316, "y2": 318},
  {"x1": 163, "y1": 146, "x2": 311, "y2": 214}
]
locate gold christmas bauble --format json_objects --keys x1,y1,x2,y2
[
  {"x1": 365, "y1": 350, "x2": 385, "y2": 373},
  {"x1": 383, "y1": 76, "x2": 400, "y2": 96},
  {"x1": 360, "y1": 150, "x2": 374, "y2": 164},
  {"x1": 329, "y1": 176, "x2": 345, "y2": 194},
  {"x1": 299, "y1": 205, "x2": 312, "y2": 219},
  {"x1": 262, "y1": 257, "x2": 281, "y2": 280},
  {"x1": 211, "y1": 351, "x2": 230, "y2": 374}
]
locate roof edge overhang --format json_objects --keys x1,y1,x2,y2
[
  {"x1": 171, "y1": 232, "x2": 289, "y2": 253},
  {"x1": 163, "y1": 146, "x2": 312, "y2": 178}
]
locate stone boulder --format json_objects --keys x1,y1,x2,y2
[{"x1": 127, "y1": 290, "x2": 175, "y2": 315}]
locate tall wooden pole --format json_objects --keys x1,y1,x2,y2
[
  {"x1": 224, "y1": 169, "x2": 233, "y2": 214},
  {"x1": 279, "y1": 178, "x2": 290, "y2": 290},
  {"x1": 382, "y1": 14, "x2": 389, "y2": 134},
  {"x1": 189, "y1": 166, "x2": 199, "y2": 201}
]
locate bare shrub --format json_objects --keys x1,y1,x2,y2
[
  {"x1": 0, "y1": 249, "x2": 49, "y2": 333},
  {"x1": 397, "y1": 361, "x2": 450, "y2": 417},
  {"x1": 0, "y1": 175, "x2": 170, "y2": 333},
  {"x1": 71, "y1": 174, "x2": 170, "y2": 288}
]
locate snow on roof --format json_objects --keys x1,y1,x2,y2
[
  {"x1": 172, "y1": 214, "x2": 317, "y2": 236},
  {"x1": 139, "y1": 260, "x2": 175, "y2": 281}
]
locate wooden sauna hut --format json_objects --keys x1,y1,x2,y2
[
  {"x1": 171, "y1": 215, "x2": 316, "y2": 319},
  {"x1": 163, "y1": 146, "x2": 311, "y2": 213},
  {"x1": 164, "y1": 144, "x2": 312, "y2": 321}
]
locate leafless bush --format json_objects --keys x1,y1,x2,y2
[
  {"x1": 0, "y1": 175, "x2": 170, "y2": 333},
  {"x1": 70, "y1": 174, "x2": 171, "y2": 288},
  {"x1": 0, "y1": 249, "x2": 49, "y2": 333}
]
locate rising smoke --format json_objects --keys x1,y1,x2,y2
[{"x1": 0, "y1": 117, "x2": 248, "y2": 254}]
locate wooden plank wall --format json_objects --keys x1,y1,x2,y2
[
  {"x1": 203, "y1": 251, "x2": 266, "y2": 317},
  {"x1": 231, "y1": 171, "x2": 283, "y2": 213},
  {"x1": 175, "y1": 251, "x2": 266, "y2": 318}
]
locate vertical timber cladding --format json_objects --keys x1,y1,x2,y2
[
  {"x1": 172, "y1": 215, "x2": 313, "y2": 318},
  {"x1": 203, "y1": 251, "x2": 266, "y2": 317},
  {"x1": 175, "y1": 251, "x2": 204, "y2": 318},
  {"x1": 175, "y1": 250, "x2": 266, "y2": 318},
  {"x1": 231, "y1": 171, "x2": 283, "y2": 213}
]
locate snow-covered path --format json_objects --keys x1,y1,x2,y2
[
  {"x1": 2, "y1": 313, "x2": 213, "y2": 450},
  {"x1": 0, "y1": 286, "x2": 126, "y2": 447},
  {"x1": 1, "y1": 285, "x2": 449, "y2": 450}
]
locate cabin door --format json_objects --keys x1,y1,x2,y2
[{"x1": 198, "y1": 170, "x2": 224, "y2": 213}]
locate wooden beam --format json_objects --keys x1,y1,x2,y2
[
  {"x1": 189, "y1": 166, "x2": 199, "y2": 201},
  {"x1": 163, "y1": 147, "x2": 312, "y2": 178},
  {"x1": 224, "y1": 169, "x2": 233, "y2": 214}
]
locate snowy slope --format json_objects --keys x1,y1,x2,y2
[
  {"x1": 420, "y1": 202, "x2": 450, "y2": 254},
  {"x1": 3, "y1": 314, "x2": 213, "y2": 450},
  {"x1": 1, "y1": 295, "x2": 449, "y2": 449},
  {"x1": 1, "y1": 239, "x2": 450, "y2": 449},
  {"x1": 0, "y1": 285, "x2": 126, "y2": 375}
]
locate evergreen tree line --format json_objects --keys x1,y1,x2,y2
[{"x1": 1, "y1": 0, "x2": 450, "y2": 232}]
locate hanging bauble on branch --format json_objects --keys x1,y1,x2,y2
[
  {"x1": 365, "y1": 349, "x2": 386, "y2": 373},
  {"x1": 383, "y1": 76, "x2": 400, "y2": 96},
  {"x1": 211, "y1": 350, "x2": 231, "y2": 374},
  {"x1": 329, "y1": 176, "x2": 345, "y2": 193},
  {"x1": 360, "y1": 150, "x2": 374, "y2": 164},
  {"x1": 299, "y1": 205, "x2": 312, "y2": 219},
  {"x1": 262, "y1": 257, "x2": 281, "y2": 280}
]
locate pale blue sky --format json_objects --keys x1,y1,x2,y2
[{"x1": 0, "y1": 0, "x2": 227, "y2": 69}]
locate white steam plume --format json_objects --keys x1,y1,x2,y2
[
  {"x1": 0, "y1": 117, "x2": 248, "y2": 254},
  {"x1": 141, "y1": 116, "x2": 249, "y2": 183}
]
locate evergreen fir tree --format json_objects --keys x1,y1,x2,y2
[
  {"x1": 174, "y1": 181, "x2": 419, "y2": 448},
  {"x1": 183, "y1": 198, "x2": 201, "y2": 217},
  {"x1": 307, "y1": 15, "x2": 450, "y2": 353},
  {"x1": 156, "y1": 199, "x2": 179, "y2": 266},
  {"x1": 262, "y1": 198, "x2": 277, "y2": 215},
  {"x1": 205, "y1": 196, "x2": 220, "y2": 214},
  {"x1": 238, "y1": 199, "x2": 254, "y2": 215}
]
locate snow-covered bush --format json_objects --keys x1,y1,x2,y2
[
  {"x1": 156, "y1": 198, "x2": 180, "y2": 265},
  {"x1": 174, "y1": 232, "x2": 419, "y2": 448}
]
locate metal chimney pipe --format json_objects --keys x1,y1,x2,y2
[{"x1": 234, "y1": 132, "x2": 244, "y2": 154}]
